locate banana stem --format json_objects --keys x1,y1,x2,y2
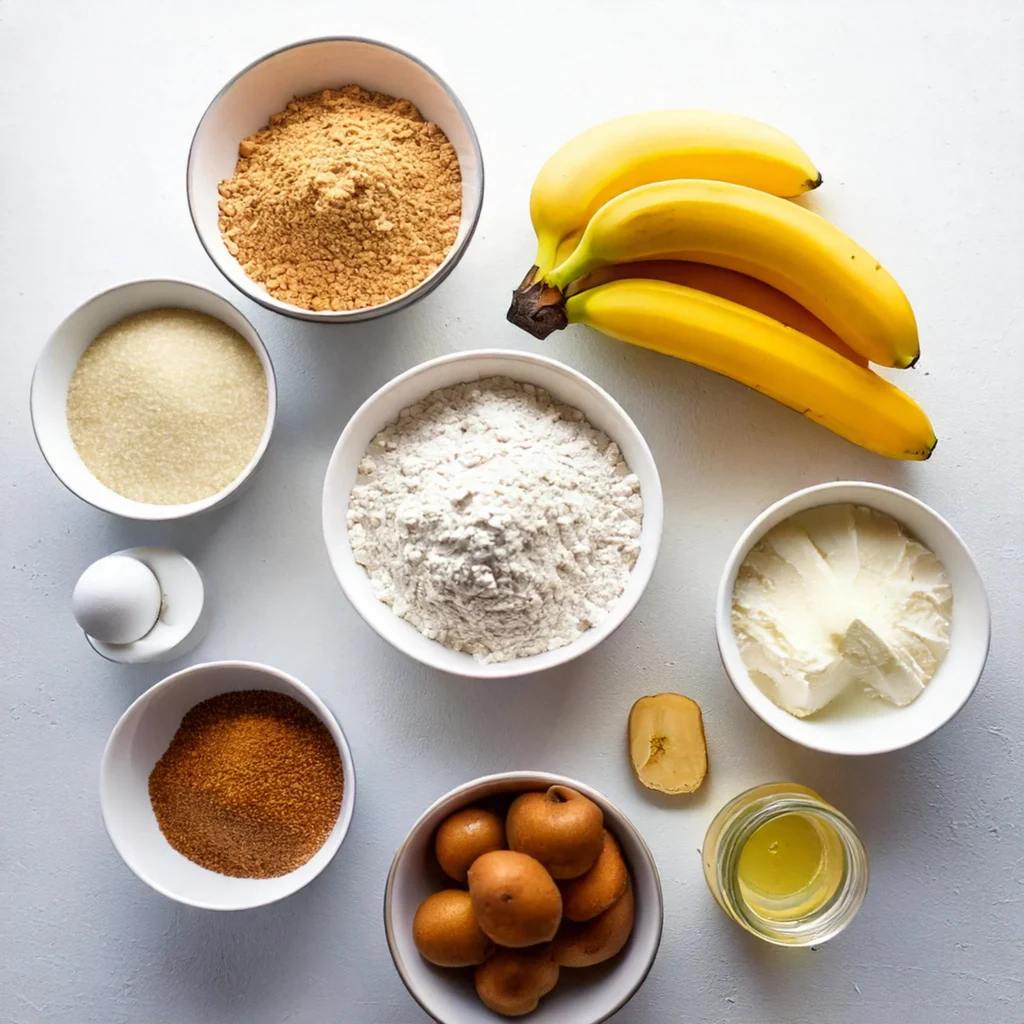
[
  {"x1": 544, "y1": 249, "x2": 588, "y2": 292},
  {"x1": 506, "y1": 267, "x2": 569, "y2": 339}
]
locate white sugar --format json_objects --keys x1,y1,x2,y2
[{"x1": 67, "y1": 309, "x2": 268, "y2": 504}]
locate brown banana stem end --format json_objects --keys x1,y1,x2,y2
[{"x1": 506, "y1": 266, "x2": 568, "y2": 340}]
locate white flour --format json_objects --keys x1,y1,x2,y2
[{"x1": 346, "y1": 377, "x2": 644, "y2": 662}]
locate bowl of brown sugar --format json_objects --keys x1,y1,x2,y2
[
  {"x1": 188, "y1": 37, "x2": 484, "y2": 322},
  {"x1": 100, "y1": 661, "x2": 355, "y2": 910}
]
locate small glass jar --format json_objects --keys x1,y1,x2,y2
[{"x1": 702, "y1": 783, "x2": 869, "y2": 946}]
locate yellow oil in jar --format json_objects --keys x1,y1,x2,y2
[{"x1": 736, "y1": 811, "x2": 845, "y2": 921}]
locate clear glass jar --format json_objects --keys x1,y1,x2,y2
[{"x1": 702, "y1": 783, "x2": 869, "y2": 946}]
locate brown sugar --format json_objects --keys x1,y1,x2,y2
[
  {"x1": 148, "y1": 690, "x2": 344, "y2": 878},
  {"x1": 217, "y1": 85, "x2": 462, "y2": 312}
]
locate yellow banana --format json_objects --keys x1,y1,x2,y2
[
  {"x1": 565, "y1": 279, "x2": 935, "y2": 460},
  {"x1": 529, "y1": 111, "x2": 821, "y2": 276},
  {"x1": 546, "y1": 179, "x2": 919, "y2": 369},
  {"x1": 568, "y1": 260, "x2": 868, "y2": 367}
]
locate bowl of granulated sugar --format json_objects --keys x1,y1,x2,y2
[
  {"x1": 31, "y1": 279, "x2": 276, "y2": 520},
  {"x1": 322, "y1": 349, "x2": 664, "y2": 679},
  {"x1": 188, "y1": 37, "x2": 484, "y2": 322}
]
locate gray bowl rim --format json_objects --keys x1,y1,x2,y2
[
  {"x1": 29, "y1": 277, "x2": 278, "y2": 522},
  {"x1": 383, "y1": 770, "x2": 665, "y2": 1024},
  {"x1": 98, "y1": 659, "x2": 357, "y2": 910},
  {"x1": 186, "y1": 35, "x2": 486, "y2": 324},
  {"x1": 714, "y1": 480, "x2": 992, "y2": 755}
]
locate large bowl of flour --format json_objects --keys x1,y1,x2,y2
[{"x1": 322, "y1": 350, "x2": 663, "y2": 678}]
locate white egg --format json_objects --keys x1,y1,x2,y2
[{"x1": 72, "y1": 555, "x2": 162, "y2": 645}]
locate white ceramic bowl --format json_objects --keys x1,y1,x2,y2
[
  {"x1": 716, "y1": 481, "x2": 991, "y2": 755},
  {"x1": 385, "y1": 772, "x2": 663, "y2": 1024},
  {"x1": 100, "y1": 661, "x2": 356, "y2": 910},
  {"x1": 187, "y1": 36, "x2": 484, "y2": 322},
  {"x1": 322, "y1": 349, "x2": 664, "y2": 679},
  {"x1": 30, "y1": 279, "x2": 277, "y2": 521}
]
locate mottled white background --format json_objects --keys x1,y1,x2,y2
[{"x1": 1, "y1": 1, "x2": 1022, "y2": 1021}]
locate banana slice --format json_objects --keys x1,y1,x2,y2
[{"x1": 628, "y1": 693, "x2": 708, "y2": 794}]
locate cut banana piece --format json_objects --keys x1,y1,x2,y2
[{"x1": 628, "y1": 693, "x2": 708, "y2": 795}]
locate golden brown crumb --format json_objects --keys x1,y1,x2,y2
[{"x1": 217, "y1": 85, "x2": 462, "y2": 312}]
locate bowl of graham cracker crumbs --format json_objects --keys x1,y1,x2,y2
[
  {"x1": 187, "y1": 38, "x2": 484, "y2": 321},
  {"x1": 100, "y1": 661, "x2": 356, "y2": 910}
]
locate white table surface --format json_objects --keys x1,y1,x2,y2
[{"x1": 2, "y1": 2, "x2": 1022, "y2": 1022}]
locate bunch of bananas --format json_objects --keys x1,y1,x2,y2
[{"x1": 506, "y1": 111, "x2": 935, "y2": 460}]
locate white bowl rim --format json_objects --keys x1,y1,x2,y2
[
  {"x1": 99, "y1": 659, "x2": 357, "y2": 910},
  {"x1": 186, "y1": 34, "x2": 485, "y2": 324},
  {"x1": 383, "y1": 770, "x2": 665, "y2": 1024},
  {"x1": 321, "y1": 348, "x2": 665, "y2": 679},
  {"x1": 29, "y1": 277, "x2": 278, "y2": 522},
  {"x1": 715, "y1": 480, "x2": 992, "y2": 755}
]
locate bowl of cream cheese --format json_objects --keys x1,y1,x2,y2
[{"x1": 716, "y1": 481, "x2": 990, "y2": 755}]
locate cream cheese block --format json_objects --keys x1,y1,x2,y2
[{"x1": 731, "y1": 503, "x2": 952, "y2": 717}]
